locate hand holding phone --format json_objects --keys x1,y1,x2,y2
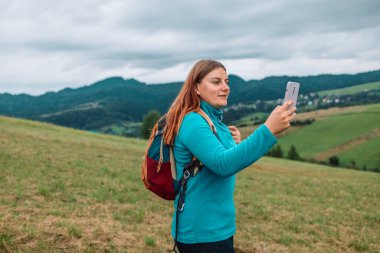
[
  {"x1": 265, "y1": 101, "x2": 296, "y2": 135},
  {"x1": 264, "y1": 82, "x2": 299, "y2": 135},
  {"x1": 283, "y1": 81, "x2": 300, "y2": 109}
]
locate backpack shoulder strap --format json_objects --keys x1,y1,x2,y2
[
  {"x1": 171, "y1": 108, "x2": 219, "y2": 181},
  {"x1": 169, "y1": 147, "x2": 177, "y2": 180},
  {"x1": 185, "y1": 108, "x2": 220, "y2": 176},
  {"x1": 195, "y1": 108, "x2": 217, "y2": 135}
]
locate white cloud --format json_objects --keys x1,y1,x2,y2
[{"x1": 0, "y1": 0, "x2": 379, "y2": 95}]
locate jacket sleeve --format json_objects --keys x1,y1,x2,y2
[{"x1": 178, "y1": 113, "x2": 277, "y2": 177}]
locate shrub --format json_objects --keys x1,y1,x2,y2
[
  {"x1": 288, "y1": 145, "x2": 301, "y2": 161},
  {"x1": 141, "y1": 110, "x2": 161, "y2": 139},
  {"x1": 328, "y1": 156, "x2": 340, "y2": 166},
  {"x1": 268, "y1": 145, "x2": 283, "y2": 158}
]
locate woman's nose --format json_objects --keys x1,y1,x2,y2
[{"x1": 222, "y1": 82, "x2": 230, "y2": 91}]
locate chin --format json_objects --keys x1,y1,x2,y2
[{"x1": 218, "y1": 102, "x2": 228, "y2": 108}]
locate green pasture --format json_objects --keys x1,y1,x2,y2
[
  {"x1": 318, "y1": 81, "x2": 380, "y2": 96},
  {"x1": 0, "y1": 116, "x2": 379, "y2": 252},
  {"x1": 241, "y1": 112, "x2": 269, "y2": 119},
  {"x1": 236, "y1": 112, "x2": 269, "y2": 126},
  {"x1": 338, "y1": 136, "x2": 380, "y2": 170},
  {"x1": 277, "y1": 103, "x2": 380, "y2": 169}
]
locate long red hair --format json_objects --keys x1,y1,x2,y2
[{"x1": 163, "y1": 60, "x2": 226, "y2": 145}]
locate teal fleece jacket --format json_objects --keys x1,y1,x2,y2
[{"x1": 171, "y1": 100, "x2": 277, "y2": 244}]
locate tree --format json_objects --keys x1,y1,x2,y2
[
  {"x1": 276, "y1": 145, "x2": 283, "y2": 158},
  {"x1": 328, "y1": 156, "x2": 340, "y2": 166},
  {"x1": 349, "y1": 159, "x2": 356, "y2": 169},
  {"x1": 287, "y1": 145, "x2": 301, "y2": 160},
  {"x1": 141, "y1": 110, "x2": 161, "y2": 139},
  {"x1": 269, "y1": 145, "x2": 283, "y2": 158}
]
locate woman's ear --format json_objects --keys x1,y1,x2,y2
[{"x1": 195, "y1": 83, "x2": 201, "y2": 95}]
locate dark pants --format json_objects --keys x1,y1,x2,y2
[{"x1": 176, "y1": 236, "x2": 235, "y2": 253}]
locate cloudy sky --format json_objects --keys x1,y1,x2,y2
[{"x1": 1, "y1": 0, "x2": 379, "y2": 95}]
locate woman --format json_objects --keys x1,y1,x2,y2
[{"x1": 163, "y1": 60, "x2": 296, "y2": 252}]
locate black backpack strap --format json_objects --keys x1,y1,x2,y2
[
  {"x1": 156, "y1": 114, "x2": 167, "y2": 136},
  {"x1": 177, "y1": 159, "x2": 203, "y2": 211},
  {"x1": 173, "y1": 159, "x2": 203, "y2": 252}
]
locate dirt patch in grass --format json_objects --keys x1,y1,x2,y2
[
  {"x1": 314, "y1": 128, "x2": 380, "y2": 161},
  {"x1": 296, "y1": 105, "x2": 368, "y2": 121}
]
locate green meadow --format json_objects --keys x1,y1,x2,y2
[
  {"x1": 338, "y1": 136, "x2": 380, "y2": 170},
  {"x1": 318, "y1": 81, "x2": 380, "y2": 96},
  {"x1": 237, "y1": 103, "x2": 380, "y2": 171},
  {"x1": 0, "y1": 116, "x2": 379, "y2": 252},
  {"x1": 278, "y1": 103, "x2": 380, "y2": 170}
]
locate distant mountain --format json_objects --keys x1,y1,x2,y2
[{"x1": 0, "y1": 69, "x2": 379, "y2": 131}]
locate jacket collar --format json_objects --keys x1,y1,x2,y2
[{"x1": 200, "y1": 100, "x2": 223, "y2": 122}]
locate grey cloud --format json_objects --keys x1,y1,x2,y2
[
  {"x1": 0, "y1": 0, "x2": 379, "y2": 94},
  {"x1": 98, "y1": 0, "x2": 380, "y2": 67}
]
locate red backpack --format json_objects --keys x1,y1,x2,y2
[{"x1": 141, "y1": 109, "x2": 216, "y2": 200}]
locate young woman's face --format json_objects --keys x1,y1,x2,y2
[{"x1": 196, "y1": 67, "x2": 230, "y2": 108}]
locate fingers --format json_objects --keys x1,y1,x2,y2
[
  {"x1": 228, "y1": 126, "x2": 241, "y2": 144},
  {"x1": 283, "y1": 105, "x2": 297, "y2": 115},
  {"x1": 282, "y1": 106, "x2": 297, "y2": 123},
  {"x1": 288, "y1": 107, "x2": 297, "y2": 116},
  {"x1": 278, "y1": 102, "x2": 293, "y2": 112},
  {"x1": 228, "y1": 126, "x2": 238, "y2": 133},
  {"x1": 281, "y1": 100, "x2": 294, "y2": 110},
  {"x1": 232, "y1": 136, "x2": 241, "y2": 144},
  {"x1": 288, "y1": 113, "x2": 297, "y2": 122},
  {"x1": 280, "y1": 111, "x2": 289, "y2": 121},
  {"x1": 229, "y1": 127, "x2": 240, "y2": 137},
  {"x1": 284, "y1": 101, "x2": 294, "y2": 108}
]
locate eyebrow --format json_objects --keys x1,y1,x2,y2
[{"x1": 209, "y1": 77, "x2": 229, "y2": 81}]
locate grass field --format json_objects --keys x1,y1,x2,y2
[
  {"x1": 279, "y1": 112, "x2": 379, "y2": 156},
  {"x1": 236, "y1": 112, "x2": 269, "y2": 127},
  {"x1": 0, "y1": 116, "x2": 380, "y2": 252},
  {"x1": 338, "y1": 136, "x2": 380, "y2": 170},
  {"x1": 318, "y1": 81, "x2": 380, "y2": 96},
  {"x1": 239, "y1": 103, "x2": 380, "y2": 171}
]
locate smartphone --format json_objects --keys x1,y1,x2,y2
[{"x1": 283, "y1": 81, "x2": 300, "y2": 108}]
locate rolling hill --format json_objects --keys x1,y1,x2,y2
[
  {"x1": 0, "y1": 116, "x2": 379, "y2": 252},
  {"x1": 240, "y1": 103, "x2": 380, "y2": 172},
  {"x1": 318, "y1": 81, "x2": 380, "y2": 96},
  {"x1": 0, "y1": 69, "x2": 379, "y2": 132}
]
